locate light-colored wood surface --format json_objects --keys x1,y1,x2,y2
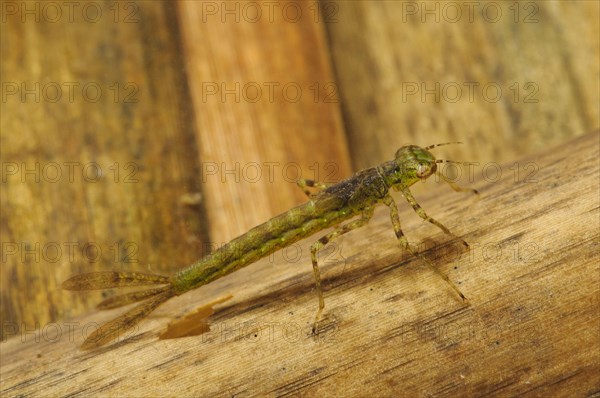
[
  {"x1": 177, "y1": 0, "x2": 350, "y2": 243},
  {"x1": 2, "y1": 0, "x2": 598, "y2": 343},
  {"x1": 2, "y1": 132, "x2": 598, "y2": 397}
]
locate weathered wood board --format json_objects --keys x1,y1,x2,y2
[
  {"x1": 0, "y1": 0, "x2": 349, "y2": 339},
  {"x1": 1, "y1": 132, "x2": 598, "y2": 397}
]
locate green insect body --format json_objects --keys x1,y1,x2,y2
[{"x1": 63, "y1": 143, "x2": 477, "y2": 349}]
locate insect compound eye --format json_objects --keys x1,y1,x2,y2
[{"x1": 416, "y1": 163, "x2": 431, "y2": 178}]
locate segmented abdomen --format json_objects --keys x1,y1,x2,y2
[{"x1": 172, "y1": 194, "x2": 356, "y2": 294}]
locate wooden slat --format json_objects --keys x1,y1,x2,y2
[
  {"x1": 325, "y1": 1, "x2": 600, "y2": 168},
  {"x1": 177, "y1": 0, "x2": 351, "y2": 243},
  {"x1": 0, "y1": 2, "x2": 208, "y2": 336},
  {"x1": 2, "y1": 132, "x2": 597, "y2": 397},
  {"x1": 1, "y1": 0, "x2": 350, "y2": 341}
]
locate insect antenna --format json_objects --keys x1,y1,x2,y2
[
  {"x1": 425, "y1": 142, "x2": 463, "y2": 150},
  {"x1": 435, "y1": 159, "x2": 466, "y2": 165},
  {"x1": 424, "y1": 142, "x2": 468, "y2": 167}
]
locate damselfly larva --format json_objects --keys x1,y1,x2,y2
[{"x1": 63, "y1": 143, "x2": 478, "y2": 349}]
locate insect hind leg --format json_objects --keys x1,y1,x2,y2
[{"x1": 310, "y1": 207, "x2": 374, "y2": 334}]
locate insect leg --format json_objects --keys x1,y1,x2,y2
[
  {"x1": 311, "y1": 207, "x2": 374, "y2": 333},
  {"x1": 296, "y1": 179, "x2": 332, "y2": 198},
  {"x1": 436, "y1": 172, "x2": 479, "y2": 196},
  {"x1": 382, "y1": 194, "x2": 468, "y2": 302},
  {"x1": 397, "y1": 185, "x2": 469, "y2": 248}
]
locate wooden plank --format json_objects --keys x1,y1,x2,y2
[
  {"x1": 2, "y1": 132, "x2": 597, "y2": 397},
  {"x1": 0, "y1": 0, "x2": 349, "y2": 343},
  {"x1": 0, "y1": 2, "x2": 208, "y2": 337},
  {"x1": 177, "y1": 0, "x2": 350, "y2": 243},
  {"x1": 325, "y1": 1, "x2": 600, "y2": 168}
]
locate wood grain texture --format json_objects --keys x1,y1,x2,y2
[
  {"x1": 177, "y1": 0, "x2": 350, "y2": 243},
  {"x1": 2, "y1": 132, "x2": 598, "y2": 397},
  {"x1": 326, "y1": 1, "x2": 600, "y2": 168},
  {"x1": 1, "y1": 0, "x2": 349, "y2": 340},
  {"x1": 0, "y1": 3, "x2": 208, "y2": 337}
]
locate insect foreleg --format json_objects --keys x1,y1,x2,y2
[
  {"x1": 382, "y1": 194, "x2": 413, "y2": 252},
  {"x1": 296, "y1": 179, "x2": 332, "y2": 198},
  {"x1": 382, "y1": 194, "x2": 468, "y2": 303},
  {"x1": 310, "y1": 207, "x2": 374, "y2": 333},
  {"x1": 435, "y1": 172, "x2": 479, "y2": 196},
  {"x1": 397, "y1": 185, "x2": 469, "y2": 248}
]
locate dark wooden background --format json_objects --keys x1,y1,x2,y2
[{"x1": 1, "y1": 1, "x2": 598, "y2": 396}]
